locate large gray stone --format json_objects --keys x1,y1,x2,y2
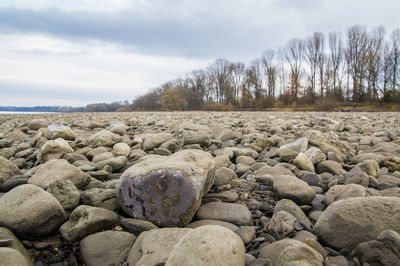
[
  {"x1": 279, "y1": 138, "x2": 308, "y2": 162},
  {"x1": 0, "y1": 184, "x2": 66, "y2": 236},
  {"x1": 60, "y1": 205, "x2": 120, "y2": 242},
  {"x1": 127, "y1": 228, "x2": 192, "y2": 266},
  {"x1": 80, "y1": 230, "x2": 136, "y2": 266},
  {"x1": 47, "y1": 178, "x2": 80, "y2": 211},
  {"x1": 314, "y1": 196, "x2": 400, "y2": 250},
  {"x1": 29, "y1": 159, "x2": 90, "y2": 189},
  {"x1": 88, "y1": 130, "x2": 122, "y2": 148},
  {"x1": 117, "y1": 149, "x2": 215, "y2": 227},
  {"x1": 143, "y1": 133, "x2": 174, "y2": 150},
  {"x1": 37, "y1": 138, "x2": 74, "y2": 163},
  {"x1": 165, "y1": 225, "x2": 245, "y2": 266},
  {"x1": 267, "y1": 175, "x2": 316, "y2": 205},
  {"x1": 45, "y1": 124, "x2": 75, "y2": 140},
  {"x1": 0, "y1": 156, "x2": 22, "y2": 185}
]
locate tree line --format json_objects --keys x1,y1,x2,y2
[{"x1": 72, "y1": 24, "x2": 400, "y2": 112}]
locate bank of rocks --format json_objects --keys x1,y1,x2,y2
[{"x1": 0, "y1": 111, "x2": 399, "y2": 265}]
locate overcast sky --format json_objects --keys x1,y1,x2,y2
[{"x1": 0, "y1": 0, "x2": 399, "y2": 107}]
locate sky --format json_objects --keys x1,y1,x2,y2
[{"x1": 0, "y1": 0, "x2": 399, "y2": 107}]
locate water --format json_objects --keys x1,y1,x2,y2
[{"x1": 0, "y1": 111, "x2": 60, "y2": 114}]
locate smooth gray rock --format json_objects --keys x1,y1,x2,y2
[
  {"x1": 0, "y1": 184, "x2": 66, "y2": 236},
  {"x1": 314, "y1": 196, "x2": 400, "y2": 250},
  {"x1": 279, "y1": 138, "x2": 308, "y2": 162},
  {"x1": 0, "y1": 156, "x2": 22, "y2": 185},
  {"x1": 47, "y1": 178, "x2": 80, "y2": 211},
  {"x1": 80, "y1": 230, "x2": 136, "y2": 266},
  {"x1": 88, "y1": 130, "x2": 122, "y2": 148},
  {"x1": 37, "y1": 138, "x2": 74, "y2": 163},
  {"x1": 60, "y1": 205, "x2": 120, "y2": 242},
  {"x1": 165, "y1": 225, "x2": 245, "y2": 266},
  {"x1": 195, "y1": 202, "x2": 252, "y2": 225}
]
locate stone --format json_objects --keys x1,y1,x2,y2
[
  {"x1": 0, "y1": 248, "x2": 29, "y2": 266},
  {"x1": 0, "y1": 227, "x2": 33, "y2": 266},
  {"x1": 314, "y1": 196, "x2": 400, "y2": 250},
  {"x1": 214, "y1": 167, "x2": 237, "y2": 186},
  {"x1": 60, "y1": 205, "x2": 119, "y2": 242},
  {"x1": 275, "y1": 240, "x2": 324, "y2": 266},
  {"x1": 267, "y1": 175, "x2": 316, "y2": 205},
  {"x1": 294, "y1": 152, "x2": 315, "y2": 172},
  {"x1": 29, "y1": 159, "x2": 91, "y2": 189},
  {"x1": 305, "y1": 130, "x2": 355, "y2": 161},
  {"x1": 37, "y1": 138, "x2": 74, "y2": 163},
  {"x1": 120, "y1": 218, "x2": 159, "y2": 236},
  {"x1": 195, "y1": 202, "x2": 252, "y2": 225},
  {"x1": 235, "y1": 226, "x2": 256, "y2": 245},
  {"x1": 0, "y1": 156, "x2": 22, "y2": 185},
  {"x1": 95, "y1": 156, "x2": 128, "y2": 172},
  {"x1": 117, "y1": 149, "x2": 215, "y2": 227},
  {"x1": 236, "y1": 156, "x2": 256, "y2": 166},
  {"x1": 267, "y1": 211, "x2": 297, "y2": 238},
  {"x1": 182, "y1": 130, "x2": 210, "y2": 147},
  {"x1": 324, "y1": 184, "x2": 366, "y2": 205},
  {"x1": 45, "y1": 124, "x2": 75, "y2": 140},
  {"x1": 274, "y1": 199, "x2": 312, "y2": 227},
  {"x1": 109, "y1": 122, "x2": 127, "y2": 136},
  {"x1": 344, "y1": 167, "x2": 370, "y2": 187},
  {"x1": 254, "y1": 166, "x2": 295, "y2": 177},
  {"x1": 354, "y1": 230, "x2": 400, "y2": 266},
  {"x1": 165, "y1": 225, "x2": 245, "y2": 266},
  {"x1": 92, "y1": 152, "x2": 113, "y2": 163},
  {"x1": 113, "y1": 142, "x2": 131, "y2": 157},
  {"x1": 0, "y1": 184, "x2": 66, "y2": 236},
  {"x1": 236, "y1": 163, "x2": 252, "y2": 177},
  {"x1": 316, "y1": 160, "x2": 344, "y2": 175},
  {"x1": 80, "y1": 188, "x2": 118, "y2": 211},
  {"x1": 301, "y1": 172, "x2": 321, "y2": 186},
  {"x1": 382, "y1": 157, "x2": 400, "y2": 171},
  {"x1": 143, "y1": 133, "x2": 174, "y2": 150},
  {"x1": 305, "y1": 147, "x2": 326, "y2": 165},
  {"x1": 292, "y1": 230, "x2": 318, "y2": 242},
  {"x1": 326, "y1": 256, "x2": 349, "y2": 266},
  {"x1": 127, "y1": 228, "x2": 192, "y2": 266},
  {"x1": 356, "y1": 159, "x2": 380, "y2": 177},
  {"x1": 47, "y1": 178, "x2": 80, "y2": 211},
  {"x1": 259, "y1": 239, "x2": 323, "y2": 266},
  {"x1": 80, "y1": 230, "x2": 136, "y2": 266},
  {"x1": 278, "y1": 138, "x2": 308, "y2": 162},
  {"x1": 88, "y1": 130, "x2": 122, "y2": 148}
]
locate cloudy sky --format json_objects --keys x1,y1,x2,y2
[{"x1": 0, "y1": 0, "x2": 399, "y2": 107}]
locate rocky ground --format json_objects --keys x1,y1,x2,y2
[{"x1": 0, "y1": 111, "x2": 400, "y2": 266}]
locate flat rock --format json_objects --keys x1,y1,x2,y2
[
  {"x1": 28, "y1": 159, "x2": 90, "y2": 189},
  {"x1": 195, "y1": 202, "x2": 252, "y2": 225},
  {"x1": 60, "y1": 205, "x2": 120, "y2": 242},
  {"x1": 165, "y1": 225, "x2": 245, "y2": 266},
  {"x1": 314, "y1": 196, "x2": 400, "y2": 250},
  {"x1": 0, "y1": 184, "x2": 66, "y2": 236},
  {"x1": 80, "y1": 188, "x2": 118, "y2": 211},
  {"x1": 80, "y1": 230, "x2": 136, "y2": 266},
  {"x1": 117, "y1": 149, "x2": 215, "y2": 227},
  {"x1": 279, "y1": 138, "x2": 308, "y2": 162},
  {"x1": 268, "y1": 175, "x2": 316, "y2": 205}
]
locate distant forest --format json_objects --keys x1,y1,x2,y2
[{"x1": 69, "y1": 25, "x2": 399, "y2": 112}]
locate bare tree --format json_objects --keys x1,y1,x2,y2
[
  {"x1": 305, "y1": 32, "x2": 324, "y2": 102},
  {"x1": 230, "y1": 62, "x2": 245, "y2": 105},
  {"x1": 329, "y1": 31, "x2": 343, "y2": 100},
  {"x1": 262, "y1": 49, "x2": 277, "y2": 101},
  {"x1": 390, "y1": 28, "x2": 400, "y2": 96},
  {"x1": 285, "y1": 39, "x2": 304, "y2": 102}
]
